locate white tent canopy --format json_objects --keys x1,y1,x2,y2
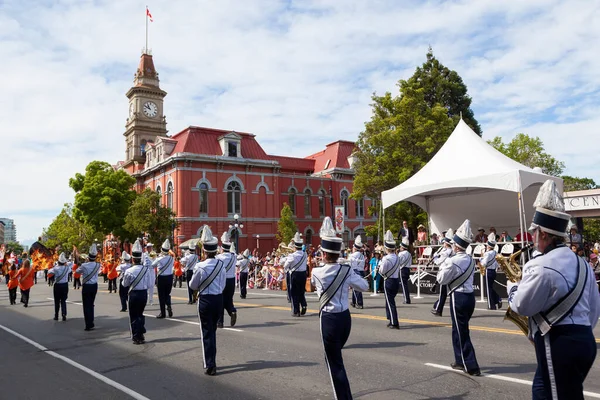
[{"x1": 381, "y1": 119, "x2": 563, "y2": 237}]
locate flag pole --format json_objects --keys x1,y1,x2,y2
[{"x1": 145, "y1": 6, "x2": 148, "y2": 53}]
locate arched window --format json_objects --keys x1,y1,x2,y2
[
  {"x1": 304, "y1": 189, "x2": 311, "y2": 216},
  {"x1": 305, "y1": 229, "x2": 313, "y2": 248},
  {"x1": 166, "y1": 182, "x2": 174, "y2": 210},
  {"x1": 355, "y1": 197, "x2": 364, "y2": 218},
  {"x1": 343, "y1": 228, "x2": 351, "y2": 248},
  {"x1": 199, "y1": 183, "x2": 209, "y2": 214},
  {"x1": 140, "y1": 139, "x2": 147, "y2": 156},
  {"x1": 260, "y1": 186, "x2": 268, "y2": 216},
  {"x1": 289, "y1": 188, "x2": 297, "y2": 214},
  {"x1": 156, "y1": 185, "x2": 162, "y2": 206},
  {"x1": 340, "y1": 190, "x2": 349, "y2": 217},
  {"x1": 318, "y1": 189, "x2": 326, "y2": 217},
  {"x1": 227, "y1": 181, "x2": 242, "y2": 214}
]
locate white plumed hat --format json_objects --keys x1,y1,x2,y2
[
  {"x1": 201, "y1": 225, "x2": 219, "y2": 252},
  {"x1": 354, "y1": 235, "x2": 364, "y2": 250},
  {"x1": 121, "y1": 251, "x2": 131, "y2": 261},
  {"x1": 88, "y1": 243, "x2": 98, "y2": 259},
  {"x1": 452, "y1": 219, "x2": 473, "y2": 250},
  {"x1": 58, "y1": 252, "x2": 68, "y2": 264},
  {"x1": 487, "y1": 232, "x2": 497, "y2": 248},
  {"x1": 529, "y1": 179, "x2": 570, "y2": 238},
  {"x1": 220, "y1": 231, "x2": 232, "y2": 250},
  {"x1": 161, "y1": 239, "x2": 170, "y2": 253},
  {"x1": 442, "y1": 228, "x2": 454, "y2": 244},
  {"x1": 132, "y1": 239, "x2": 143, "y2": 258},
  {"x1": 293, "y1": 232, "x2": 303, "y2": 249},
  {"x1": 384, "y1": 230, "x2": 396, "y2": 250},
  {"x1": 319, "y1": 217, "x2": 342, "y2": 254}
]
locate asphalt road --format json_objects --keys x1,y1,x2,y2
[{"x1": 1, "y1": 280, "x2": 600, "y2": 399}]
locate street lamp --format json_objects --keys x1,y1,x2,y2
[
  {"x1": 228, "y1": 213, "x2": 244, "y2": 253},
  {"x1": 256, "y1": 234, "x2": 260, "y2": 249}
]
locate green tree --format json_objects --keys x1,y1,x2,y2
[
  {"x1": 69, "y1": 161, "x2": 137, "y2": 237},
  {"x1": 583, "y1": 219, "x2": 600, "y2": 242},
  {"x1": 406, "y1": 48, "x2": 481, "y2": 135},
  {"x1": 276, "y1": 203, "x2": 298, "y2": 244},
  {"x1": 5, "y1": 241, "x2": 24, "y2": 255},
  {"x1": 487, "y1": 134, "x2": 565, "y2": 176},
  {"x1": 43, "y1": 204, "x2": 104, "y2": 252},
  {"x1": 562, "y1": 176, "x2": 598, "y2": 192},
  {"x1": 124, "y1": 188, "x2": 178, "y2": 245}
]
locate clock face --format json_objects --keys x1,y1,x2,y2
[
  {"x1": 143, "y1": 101, "x2": 158, "y2": 118},
  {"x1": 129, "y1": 103, "x2": 135, "y2": 118}
]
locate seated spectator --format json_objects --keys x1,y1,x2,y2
[
  {"x1": 500, "y1": 231, "x2": 512, "y2": 242},
  {"x1": 489, "y1": 227, "x2": 497, "y2": 237},
  {"x1": 514, "y1": 228, "x2": 533, "y2": 243},
  {"x1": 430, "y1": 233, "x2": 439, "y2": 246},
  {"x1": 474, "y1": 228, "x2": 488, "y2": 243},
  {"x1": 568, "y1": 226, "x2": 583, "y2": 249}
]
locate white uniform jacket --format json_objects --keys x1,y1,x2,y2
[
  {"x1": 378, "y1": 253, "x2": 400, "y2": 279},
  {"x1": 237, "y1": 257, "x2": 250, "y2": 273},
  {"x1": 152, "y1": 255, "x2": 174, "y2": 276},
  {"x1": 122, "y1": 264, "x2": 154, "y2": 291},
  {"x1": 480, "y1": 250, "x2": 499, "y2": 271},
  {"x1": 284, "y1": 250, "x2": 308, "y2": 273},
  {"x1": 437, "y1": 252, "x2": 475, "y2": 293},
  {"x1": 348, "y1": 251, "x2": 365, "y2": 273},
  {"x1": 311, "y1": 263, "x2": 369, "y2": 313},
  {"x1": 217, "y1": 252, "x2": 237, "y2": 279},
  {"x1": 190, "y1": 258, "x2": 226, "y2": 295}
]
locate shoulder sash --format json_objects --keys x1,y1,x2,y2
[
  {"x1": 381, "y1": 256, "x2": 400, "y2": 280},
  {"x1": 158, "y1": 256, "x2": 174, "y2": 276},
  {"x1": 198, "y1": 260, "x2": 224, "y2": 293},
  {"x1": 289, "y1": 253, "x2": 307, "y2": 273},
  {"x1": 448, "y1": 257, "x2": 475, "y2": 294},
  {"x1": 129, "y1": 266, "x2": 149, "y2": 293},
  {"x1": 82, "y1": 262, "x2": 100, "y2": 285},
  {"x1": 55, "y1": 266, "x2": 69, "y2": 283},
  {"x1": 319, "y1": 264, "x2": 351, "y2": 311},
  {"x1": 224, "y1": 255, "x2": 236, "y2": 273}
]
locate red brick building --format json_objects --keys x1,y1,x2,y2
[{"x1": 118, "y1": 53, "x2": 376, "y2": 251}]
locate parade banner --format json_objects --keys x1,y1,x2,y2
[{"x1": 334, "y1": 206, "x2": 345, "y2": 234}]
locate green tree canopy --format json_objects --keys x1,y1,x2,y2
[
  {"x1": 69, "y1": 161, "x2": 137, "y2": 237},
  {"x1": 562, "y1": 176, "x2": 598, "y2": 192},
  {"x1": 4, "y1": 241, "x2": 24, "y2": 255},
  {"x1": 276, "y1": 203, "x2": 298, "y2": 245},
  {"x1": 124, "y1": 188, "x2": 178, "y2": 245},
  {"x1": 487, "y1": 134, "x2": 565, "y2": 176},
  {"x1": 43, "y1": 203, "x2": 104, "y2": 252}
]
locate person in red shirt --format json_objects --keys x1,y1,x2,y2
[
  {"x1": 7, "y1": 263, "x2": 19, "y2": 305},
  {"x1": 101, "y1": 262, "x2": 109, "y2": 283},
  {"x1": 173, "y1": 257, "x2": 183, "y2": 288},
  {"x1": 514, "y1": 229, "x2": 533, "y2": 243},
  {"x1": 107, "y1": 261, "x2": 118, "y2": 293},
  {"x1": 72, "y1": 262, "x2": 81, "y2": 289},
  {"x1": 16, "y1": 259, "x2": 35, "y2": 307}
]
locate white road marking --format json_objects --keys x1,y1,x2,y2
[
  {"x1": 0, "y1": 323, "x2": 151, "y2": 400},
  {"x1": 425, "y1": 363, "x2": 600, "y2": 398},
  {"x1": 142, "y1": 314, "x2": 244, "y2": 332}
]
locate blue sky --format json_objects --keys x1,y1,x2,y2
[{"x1": 1, "y1": 0, "x2": 599, "y2": 242}]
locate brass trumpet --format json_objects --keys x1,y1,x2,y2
[{"x1": 274, "y1": 242, "x2": 295, "y2": 258}]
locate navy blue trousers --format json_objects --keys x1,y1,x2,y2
[
  {"x1": 384, "y1": 278, "x2": 399, "y2": 327},
  {"x1": 351, "y1": 270, "x2": 364, "y2": 307},
  {"x1": 218, "y1": 278, "x2": 236, "y2": 324},
  {"x1": 239, "y1": 272, "x2": 248, "y2": 298},
  {"x1": 291, "y1": 270, "x2": 308, "y2": 314},
  {"x1": 400, "y1": 268, "x2": 411, "y2": 304},
  {"x1": 532, "y1": 325, "x2": 596, "y2": 400},
  {"x1": 485, "y1": 269, "x2": 500, "y2": 310},
  {"x1": 119, "y1": 279, "x2": 128, "y2": 311},
  {"x1": 198, "y1": 294, "x2": 223, "y2": 369},
  {"x1": 286, "y1": 273, "x2": 291, "y2": 302},
  {"x1": 433, "y1": 285, "x2": 448, "y2": 314},
  {"x1": 449, "y1": 291, "x2": 479, "y2": 372},
  {"x1": 128, "y1": 289, "x2": 147, "y2": 340},
  {"x1": 53, "y1": 282, "x2": 68, "y2": 317},
  {"x1": 186, "y1": 270, "x2": 194, "y2": 303},
  {"x1": 321, "y1": 309, "x2": 352, "y2": 400},
  {"x1": 157, "y1": 274, "x2": 173, "y2": 316},
  {"x1": 81, "y1": 283, "x2": 97, "y2": 329}
]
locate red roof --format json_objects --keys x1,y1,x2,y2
[
  {"x1": 305, "y1": 140, "x2": 356, "y2": 172},
  {"x1": 270, "y1": 155, "x2": 315, "y2": 172}
]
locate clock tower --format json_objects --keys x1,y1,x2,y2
[{"x1": 123, "y1": 52, "x2": 168, "y2": 168}]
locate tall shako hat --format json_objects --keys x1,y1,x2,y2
[
  {"x1": 529, "y1": 179, "x2": 570, "y2": 238},
  {"x1": 319, "y1": 217, "x2": 343, "y2": 254},
  {"x1": 58, "y1": 252, "x2": 67, "y2": 264},
  {"x1": 384, "y1": 230, "x2": 396, "y2": 250},
  {"x1": 132, "y1": 239, "x2": 143, "y2": 260},
  {"x1": 293, "y1": 232, "x2": 303, "y2": 249},
  {"x1": 121, "y1": 251, "x2": 131, "y2": 261},
  {"x1": 452, "y1": 219, "x2": 473, "y2": 250},
  {"x1": 442, "y1": 229, "x2": 454, "y2": 244},
  {"x1": 243, "y1": 249, "x2": 250, "y2": 258},
  {"x1": 88, "y1": 243, "x2": 98, "y2": 260},
  {"x1": 487, "y1": 232, "x2": 497, "y2": 248},
  {"x1": 202, "y1": 225, "x2": 219, "y2": 252},
  {"x1": 353, "y1": 235, "x2": 364, "y2": 251},
  {"x1": 161, "y1": 239, "x2": 170, "y2": 254},
  {"x1": 220, "y1": 231, "x2": 232, "y2": 251},
  {"x1": 399, "y1": 241, "x2": 409, "y2": 250}
]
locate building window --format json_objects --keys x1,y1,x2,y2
[
  {"x1": 355, "y1": 197, "x2": 364, "y2": 218},
  {"x1": 199, "y1": 183, "x2": 209, "y2": 214},
  {"x1": 343, "y1": 229, "x2": 351, "y2": 248},
  {"x1": 156, "y1": 185, "x2": 162, "y2": 206},
  {"x1": 304, "y1": 189, "x2": 311, "y2": 216},
  {"x1": 140, "y1": 140, "x2": 147, "y2": 156},
  {"x1": 289, "y1": 188, "x2": 297, "y2": 214},
  {"x1": 166, "y1": 182, "x2": 174, "y2": 210},
  {"x1": 340, "y1": 190, "x2": 349, "y2": 217},
  {"x1": 227, "y1": 181, "x2": 242, "y2": 214},
  {"x1": 318, "y1": 189, "x2": 326, "y2": 217},
  {"x1": 228, "y1": 142, "x2": 238, "y2": 157}
]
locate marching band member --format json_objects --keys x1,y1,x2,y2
[
  {"x1": 284, "y1": 233, "x2": 308, "y2": 317},
  {"x1": 7, "y1": 261, "x2": 18, "y2": 305},
  {"x1": 437, "y1": 219, "x2": 480, "y2": 376},
  {"x1": 122, "y1": 239, "x2": 154, "y2": 345},
  {"x1": 431, "y1": 229, "x2": 454, "y2": 316},
  {"x1": 16, "y1": 259, "x2": 35, "y2": 307},
  {"x1": 311, "y1": 217, "x2": 369, "y2": 399},
  {"x1": 349, "y1": 236, "x2": 365, "y2": 309},
  {"x1": 217, "y1": 232, "x2": 238, "y2": 328},
  {"x1": 189, "y1": 226, "x2": 226, "y2": 376},
  {"x1": 480, "y1": 233, "x2": 501, "y2": 310},
  {"x1": 47, "y1": 252, "x2": 70, "y2": 321},
  {"x1": 117, "y1": 251, "x2": 132, "y2": 312},
  {"x1": 378, "y1": 231, "x2": 401, "y2": 329},
  {"x1": 398, "y1": 241, "x2": 412, "y2": 304},
  {"x1": 508, "y1": 180, "x2": 600, "y2": 399},
  {"x1": 144, "y1": 243, "x2": 155, "y2": 305},
  {"x1": 181, "y1": 246, "x2": 199, "y2": 304},
  {"x1": 237, "y1": 249, "x2": 250, "y2": 299},
  {"x1": 152, "y1": 239, "x2": 175, "y2": 319},
  {"x1": 76, "y1": 243, "x2": 101, "y2": 331}
]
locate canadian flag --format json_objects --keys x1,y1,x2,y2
[{"x1": 146, "y1": 7, "x2": 153, "y2": 22}]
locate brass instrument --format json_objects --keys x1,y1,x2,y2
[
  {"x1": 477, "y1": 247, "x2": 486, "y2": 276},
  {"x1": 274, "y1": 242, "x2": 295, "y2": 258},
  {"x1": 497, "y1": 244, "x2": 533, "y2": 338}
]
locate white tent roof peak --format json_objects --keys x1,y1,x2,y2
[{"x1": 380, "y1": 119, "x2": 562, "y2": 237}]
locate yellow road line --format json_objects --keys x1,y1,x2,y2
[{"x1": 104, "y1": 291, "x2": 600, "y2": 342}]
